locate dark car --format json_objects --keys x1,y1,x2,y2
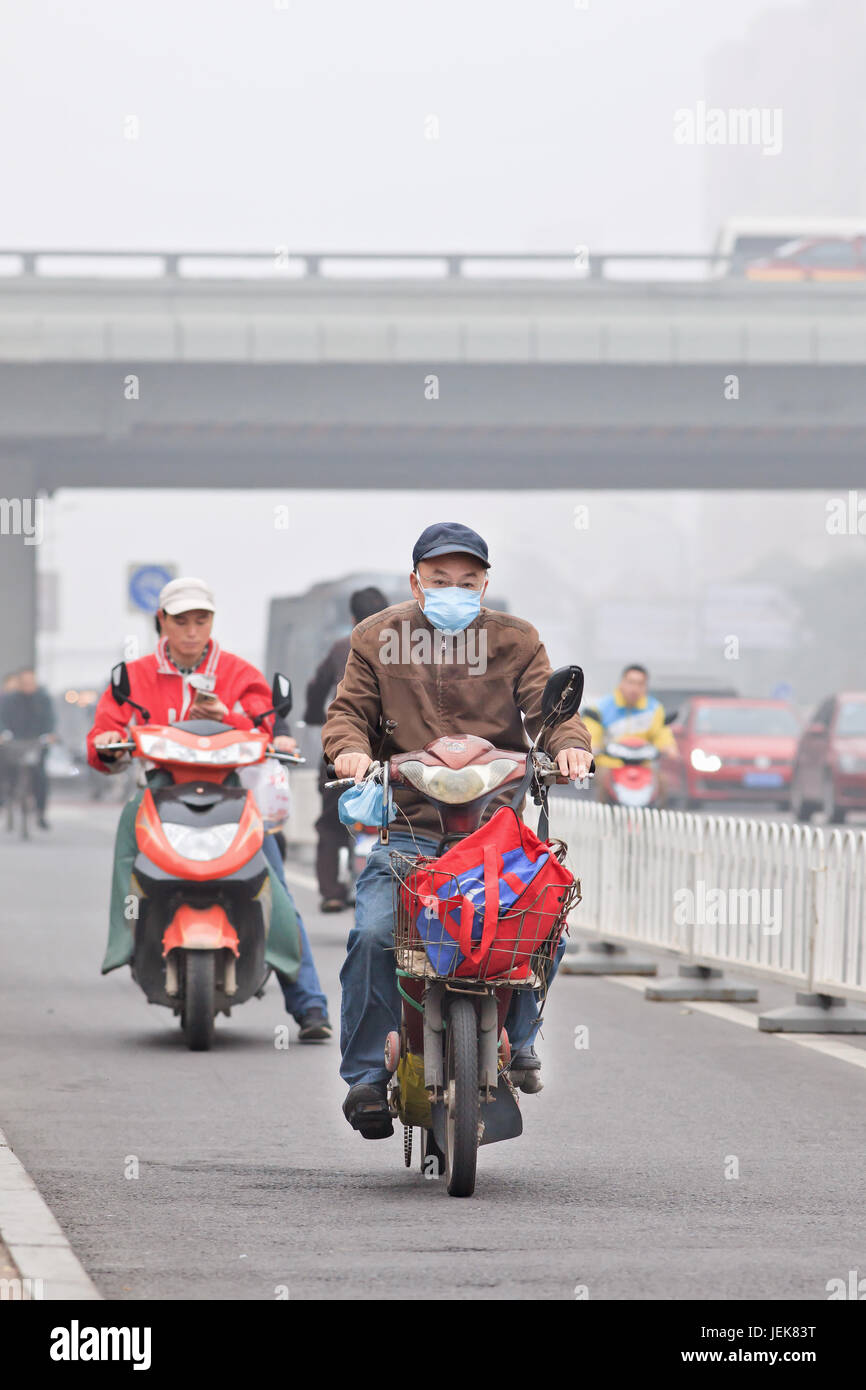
[
  {"x1": 790, "y1": 693, "x2": 866, "y2": 824},
  {"x1": 668, "y1": 697, "x2": 801, "y2": 809}
]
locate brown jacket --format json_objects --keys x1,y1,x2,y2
[{"x1": 321, "y1": 600, "x2": 591, "y2": 841}]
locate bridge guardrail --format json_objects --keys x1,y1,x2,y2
[
  {"x1": 0, "y1": 249, "x2": 744, "y2": 282},
  {"x1": 549, "y1": 799, "x2": 866, "y2": 1025}
]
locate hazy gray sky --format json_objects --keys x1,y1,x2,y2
[
  {"x1": 39, "y1": 487, "x2": 843, "y2": 692},
  {"x1": 2, "y1": 0, "x2": 779, "y2": 252},
  {"x1": 10, "y1": 1, "x2": 855, "y2": 704}
]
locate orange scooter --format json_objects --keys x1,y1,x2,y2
[{"x1": 103, "y1": 663, "x2": 302, "y2": 1049}]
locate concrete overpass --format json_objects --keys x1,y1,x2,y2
[{"x1": 2, "y1": 251, "x2": 866, "y2": 665}]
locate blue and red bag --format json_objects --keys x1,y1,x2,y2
[{"x1": 403, "y1": 806, "x2": 574, "y2": 979}]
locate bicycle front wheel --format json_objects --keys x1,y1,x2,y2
[{"x1": 444, "y1": 995, "x2": 479, "y2": 1198}]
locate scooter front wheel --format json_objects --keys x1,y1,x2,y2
[
  {"x1": 444, "y1": 995, "x2": 479, "y2": 1198},
  {"x1": 181, "y1": 950, "x2": 216, "y2": 1051}
]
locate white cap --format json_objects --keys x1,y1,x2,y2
[{"x1": 158, "y1": 576, "x2": 216, "y2": 615}]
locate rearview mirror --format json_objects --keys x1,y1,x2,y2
[
  {"x1": 110, "y1": 661, "x2": 131, "y2": 706},
  {"x1": 541, "y1": 665, "x2": 584, "y2": 725},
  {"x1": 271, "y1": 673, "x2": 293, "y2": 718}
]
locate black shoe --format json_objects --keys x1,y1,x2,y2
[
  {"x1": 342, "y1": 1082, "x2": 394, "y2": 1140},
  {"x1": 319, "y1": 897, "x2": 349, "y2": 913},
  {"x1": 297, "y1": 1008, "x2": 333, "y2": 1042},
  {"x1": 38, "y1": 816, "x2": 49, "y2": 830},
  {"x1": 510, "y1": 1047, "x2": 543, "y2": 1094}
]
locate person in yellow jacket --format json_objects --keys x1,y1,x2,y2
[{"x1": 583, "y1": 664, "x2": 678, "y2": 798}]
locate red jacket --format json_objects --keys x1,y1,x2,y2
[{"x1": 87, "y1": 638, "x2": 275, "y2": 772}]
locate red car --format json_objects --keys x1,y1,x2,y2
[
  {"x1": 668, "y1": 697, "x2": 801, "y2": 809},
  {"x1": 790, "y1": 693, "x2": 866, "y2": 824},
  {"x1": 745, "y1": 236, "x2": 866, "y2": 281}
]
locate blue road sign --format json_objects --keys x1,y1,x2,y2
[{"x1": 128, "y1": 564, "x2": 176, "y2": 615}]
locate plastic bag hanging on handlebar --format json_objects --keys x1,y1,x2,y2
[
  {"x1": 238, "y1": 760, "x2": 292, "y2": 832},
  {"x1": 337, "y1": 778, "x2": 396, "y2": 829}
]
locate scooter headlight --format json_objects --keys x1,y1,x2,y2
[
  {"x1": 398, "y1": 757, "x2": 520, "y2": 804},
  {"x1": 205, "y1": 741, "x2": 263, "y2": 765},
  {"x1": 137, "y1": 734, "x2": 262, "y2": 765},
  {"x1": 161, "y1": 822, "x2": 239, "y2": 861}
]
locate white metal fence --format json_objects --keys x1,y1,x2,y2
[{"x1": 549, "y1": 799, "x2": 866, "y2": 1003}]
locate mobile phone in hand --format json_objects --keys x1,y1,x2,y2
[{"x1": 188, "y1": 674, "x2": 217, "y2": 703}]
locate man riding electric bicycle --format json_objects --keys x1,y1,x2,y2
[{"x1": 322, "y1": 523, "x2": 593, "y2": 1139}]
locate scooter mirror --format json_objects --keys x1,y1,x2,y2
[
  {"x1": 271, "y1": 673, "x2": 293, "y2": 718},
  {"x1": 541, "y1": 665, "x2": 584, "y2": 724},
  {"x1": 110, "y1": 661, "x2": 131, "y2": 706},
  {"x1": 664, "y1": 708, "x2": 679, "y2": 725}
]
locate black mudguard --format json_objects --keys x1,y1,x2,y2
[{"x1": 431, "y1": 1075, "x2": 523, "y2": 1150}]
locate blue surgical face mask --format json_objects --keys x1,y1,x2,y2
[{"x1": 418, "y1": 581, "x2": 483, "y2": 633}]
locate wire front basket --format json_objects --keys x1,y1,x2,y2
[{"x1": 390, "y1": 845, "x2": 581, "y2": 988}]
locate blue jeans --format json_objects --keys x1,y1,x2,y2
[
  {"x1": 262, "y1": 833, "x2": 329, "y2": 1021},
  {"x1": 340, "y1": 831, "x2": 565, "y2": 1088}
]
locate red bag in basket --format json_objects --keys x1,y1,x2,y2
[{"x1": 404, "y1": 806, "x2": 574, "y2": 980}]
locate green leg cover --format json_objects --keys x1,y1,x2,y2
[
  {"x1": 262, "y1": 865, "x2": 302, "y2": 982},
  {"x1": 101, "y1": 791, "x2": 144, "y2": 974}
]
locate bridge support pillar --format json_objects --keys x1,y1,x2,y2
[
  {"x1": 0, "y1": 459, "x2": 39, "y2": 675},
  {"x1": 645, "y1": 963, "x2": 758, "y2": 1002}
]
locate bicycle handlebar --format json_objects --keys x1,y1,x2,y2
[{"x1": 323, "y1": 752, "x2": 594, "y2": 791}]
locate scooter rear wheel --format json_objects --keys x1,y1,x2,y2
[
  {"x1": 181, "y1": 950, "x2": 216, "y2": 1051},
  {"x1": 444, "y1": 995, "x2": 479, "y2": 1198}
]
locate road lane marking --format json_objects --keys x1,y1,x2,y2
[
  {"x1": 0, "y1": 1127, "x2": 101, "y2": 1300},
  {"x1": 775, "y1": 1034, "x2": 866, "y2": 1070},
  {"x1": 599, "y1": 975, "x2": 866, "y2": 1073},
  {"x1": 282, "y1": 867, "x2": 319, "y2": 893}
]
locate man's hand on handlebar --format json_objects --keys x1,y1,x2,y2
[
  {"x1": 555, "y1": 747, "x2": 594, "y2": 783},
  {"x1": 334, "y1": 750, "x2": 374, "y2": 783}
]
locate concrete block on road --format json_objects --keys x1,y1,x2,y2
[
  {"x1": 759, "y1": 991, "x2": 866, "y2": 1033},
  {"x1": 561, "y1": 939, "x2": 658, "y2": 975},
  {"x1": 645, "y1": 963, "x2": 758, "y2": 1002}
]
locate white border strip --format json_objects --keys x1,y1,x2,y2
[
  {"x1": 604, "y1": 976, "x2": 866, "y2": 1072},
  {"x1": 281, "y1": 867, "x2": 319, "y2": 893},
  {"x1": 0, "y1": 1128, "x2": 101, "y2": 1300}
]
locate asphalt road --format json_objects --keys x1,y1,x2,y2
[{"x1": 1, "y1": 799, "x2": 865, "y2": 1301}]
